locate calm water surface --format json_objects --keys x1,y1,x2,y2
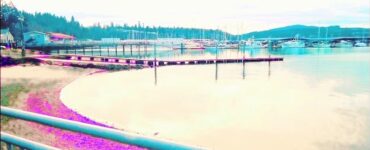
[{"x1": 61, "y1": 47, "x2": 370, "y2": 150}]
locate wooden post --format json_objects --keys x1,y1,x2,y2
[
  {"x1": 41, "y1": 46, "x2": 44, "y2": 55},
  {"x1": 242, "y1": 43, "x2": 246, "y2": 79},
  {"x1": 115, "y1": 45, "x2": 118, "y2": 57},
  {"x1": 91, "y1": 46, "x2": 94, "y2": 56},
  {"x1": 215, "y1": 42, "x2": 218, "y2": 81},
  {"x1": 107, "y1": 46, "x2": 110, "y2": 56},
  {"x1": 130, "y1": 45, "x2": 133, "y2": 56},
  {"x1": 74, "y1": 46, "x2": 77, "y2": 55},
  {"x1": 138, "y1": 45, "x2": 141, "y2": 57},
  {"x1": 154, "y1": 43, "x2": 157, "y2": 85},
  {"x1": 122, "y1": 44, "x2": 125, "y2": 56},
  {"x1": 180, "y1": 43, "x2": 184, "y2": 54},
  {"x1": 99, "y1": 46, "x2": 102, "y2": 56},
  {"x1": 83, "y1": 47, "x2": 85, "y2": 55},
  {"x1": 144, "y1": 44, "x2": 147, "y2": 54},
  {"x1": 268, "y1": 55, "x2": 271, "y2": 77},
  {"x1": 57, "y1": 47, "x2": 60, "y2": 55}
]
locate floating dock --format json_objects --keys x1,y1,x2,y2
[{"x1": 62, "y1": 55, "x2": 284, "y2": 67}]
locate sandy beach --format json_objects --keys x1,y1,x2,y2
[{"x1": 1, "y1": 64, "x2": 144, "y2": 150}]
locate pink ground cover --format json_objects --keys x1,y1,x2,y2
[{"x1": 26, "y1": 90, "x2": 145, "y2": 150}]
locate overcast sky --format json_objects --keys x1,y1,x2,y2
[{"x1": 9, "y1": 0, "x2": 370, "y2": 34}]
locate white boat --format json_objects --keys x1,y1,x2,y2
[
  {"x1": 245, "y1": 38, "x2": 264, "y2": 48},
  {"x1": 281, "y1": 34, "x2": 305, "y2": 48},
  {"x1": 313, "y1": 42, "x2": 331, "y2": 48},
  {"x1": 173, "y1": 40, "x2": 205, "y2": 50},
  {"x1": 217, "y1": 42, "x2": 239, "y2": 49},
  {"x1": 334, "y1": 40, "x2": 353, "y2": 48},
  {"x1": 354, "y1": 42, "x2": 367, "y2": 47},
  {"x1": 281, "y1": 40, "x2": 305, "y2": 48}
]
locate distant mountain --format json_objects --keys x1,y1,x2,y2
[{"x1": 241, "y1": 25, "x2": 370, "y2": 39}]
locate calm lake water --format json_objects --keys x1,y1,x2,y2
[{"x1": 61, "y1": 47, "x2": 370, "y2": 150}]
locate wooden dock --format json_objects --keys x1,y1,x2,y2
[{"x1": 63, "y1": 55, "x2": 283, "y2": 67}]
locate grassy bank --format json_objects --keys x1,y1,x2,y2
[
  {"x1": 1, "y1": 56, "x2": 41, "y2": 66},
  {"x1": 0, "y1": 82, "x2": 29, "y2": 124}
]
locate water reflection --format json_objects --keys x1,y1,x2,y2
[{"x1": 60, "y1": 47, "x2": 370, "y2": 150}]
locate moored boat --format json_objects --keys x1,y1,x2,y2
[
  {"x1": 173, "y1": 40, "x2": 205, "y2": 50},
  {"x1": 354, "y1": 41, "x2": 367, "y2": 47},
  {"x1": 245, "y1": 38, "x2": 264, "y2": 48},
  {"x1": 313, "y1": 42, "x2": 331, "y2": 48},
  {"x1": 281, "y1": 40, "x2": 305, "y2": 48},
  {"x1": 334, "y1": 40, "x2": 353, "y2": 48},
  {"x1": 281, "y1": 35, "x2": 305, "y2": 48}
]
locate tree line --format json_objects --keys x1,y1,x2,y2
[
  {"x1": 1, "y1": 4, "x2": 231, "y2": 42},
  {"x1": 1, "y1": 3, "x2": 368, "y2": 43}
]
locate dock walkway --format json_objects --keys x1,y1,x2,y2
[
  {"x1": 68, "y1": 55, "x2": 283, "y2": 66},
  {"x1": 34, "y1": 55, "x2": 284, "y2": 67}
]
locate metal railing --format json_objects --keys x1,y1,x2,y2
[
  {"x1": 1, "y1": 106, "x2": 203, "y2": 150},
  {"x1": 1, "y1": 132, "x2": 59, "y2": 150}
]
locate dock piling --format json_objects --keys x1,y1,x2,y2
[
  {"x1": 215, "y1": 43, "x2": 219, "y2": 81},
  {"x1": 144, "y1": 44, "x2": 147, "y2": 56},
  {"x1": 154, "y1": 44, "x2": 157, "y2": 85},
  {"x1": 122, "y1": 45, "x2": 125, "y2": 56},
  {"x1": 99, "y1": 46, "x2": 102, "y2": 56},
  {"x1": 268, "y1": 55, "x2": 271, "y2": 77},
  {"x1": 130, "y1": 45, "x2": 133, "y2": 56},
  {"x1": 107, "y1": 46, "x2": 110, "y2": 56},
  {"x1": 115, "y1": 45, "x2": 118, "y2": 57}
]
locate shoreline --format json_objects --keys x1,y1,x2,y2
[{"x1": 1, "y1": 64, "x2": 144, "y2": 149}]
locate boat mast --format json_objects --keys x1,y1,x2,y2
[{"x1": 325, "y1": 27, "x2": 328, "y2": 42}]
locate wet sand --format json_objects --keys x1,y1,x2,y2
[{"x1": 1, "y1": 64, "x2": 144, "y2": 150}]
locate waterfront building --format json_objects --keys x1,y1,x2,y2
[
  {"x1": 23, "y1": 31, "x2": 50, "y2": 46},
  {"x1": 0, "y1": 28, "x2": 15, "y2": 48}
]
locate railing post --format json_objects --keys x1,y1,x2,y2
[{"x1": 7, "y1": 142, "x2": 14, "y2": 150}]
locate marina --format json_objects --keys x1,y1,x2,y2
[
  {"x1": 1, "y1": 0, "x2": 370, "y2": 149},
  {"x1": 21, "y1": 36, "x2": 370, "y2": 54}
]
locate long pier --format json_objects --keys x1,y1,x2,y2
[{"x1": 60, "y1": 55, "x2": 284, "y2": 67}]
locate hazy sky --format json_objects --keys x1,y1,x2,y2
[{"x1": 9, "y1": 0, "x2": 370, "y2": 34}]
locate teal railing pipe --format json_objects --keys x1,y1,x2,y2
[
  {"x1": 1, "y1": 106, "x2": 203, "y2": 150},
  {"x1": 1, "y1": 132, "x2": 59, "y2": 150}
]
